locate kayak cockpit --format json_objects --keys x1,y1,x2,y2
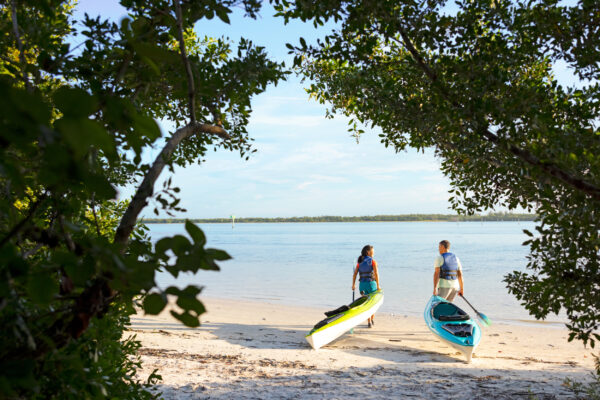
[{"x1": 432, "y1": 302, "x2": 470, "y2": 321}]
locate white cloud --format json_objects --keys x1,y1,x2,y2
[
  {"x1": 296, "y1": 181, "x2": 314, "y2": 190},
  {"x1": 250, "y1": 114, "x2": 329, "y2": 127}
]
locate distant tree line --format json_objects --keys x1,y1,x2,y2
[{"x1": 144, "y1": 212, "x2": 536, "y2": 224}]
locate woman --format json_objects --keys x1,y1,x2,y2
[{"x1": 351, "y1": 244, "x2": 381, "y2": 328}]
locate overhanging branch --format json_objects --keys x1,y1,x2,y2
[
  {"x1": 395, "y1": 26, "x2": 600, "y2": 201},
  {"x1": 24, "y1": 122, "x2": 229, "y2": 358},
  {"x1": 173, "y1": 0, "x2": 197, "y2": 124},
  {"x1": 114, "y1": 122, "x2": 229, "y2": 246},
  {"x1": 10, "y1": 0, "x2": 31, "y2": 92}
]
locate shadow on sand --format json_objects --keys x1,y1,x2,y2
[{"x1": 150, "y1": 361, "x2": 583, "y2": 400}]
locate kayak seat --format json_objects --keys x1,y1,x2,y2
[
  {"x1": 322, "y1": 295, "x2": 369, "y2": 318},
  {"x1": 347, "y1": 295, "x2": 368, "y2": 309},
  {"x1": 324, "y1": 305, "x2": 350, "y2": 317},
  {"x1": 441, "y1": 323, "x2": 474, "y2": 337},
  {"x1": 432, "y1": 302, "x2": 470, "y2": 321},
  {"x1": 313, "y1": 313, "x2": 344, "y2": 330}
]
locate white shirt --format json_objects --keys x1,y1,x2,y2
[{"x1": 434, "y1": 254, "x2": 462, "y2": 289}]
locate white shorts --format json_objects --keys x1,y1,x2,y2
[{"x1": 437, "y1": 287, "x2": 458, "y2": 302}]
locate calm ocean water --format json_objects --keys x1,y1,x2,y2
[{"x1": 150, "y1": 221, "x2": 564, "y2": 325}]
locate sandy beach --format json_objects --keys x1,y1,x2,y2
[{"x1": 130, "y1": 297, "x2": 595, "y2": 399}]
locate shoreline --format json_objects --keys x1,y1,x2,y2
[
  {"x1": 130, "y1": 297, "x2": 594, "y2": 399},
  {"x1": 143, "y1": 219, "x2": 536, "y2": 224},
  {"x1": 161, "y1": 293, "x2": 570, "y2": 329},
  {"x1": 244, "y1": 295, "x2": 567, "y2": 329}
]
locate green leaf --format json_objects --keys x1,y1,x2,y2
[
  {"x1": 0, "y1": 359, "x2": 36, "y2": 392},
  {"x1": 61, "y1": 254, "x2": 95, "y2": 286},
  {"x1": 9, "y1": 85, "x2": 51, "y2": 124},
  {"x1": 170, "y1": 235, "x2": 192, "y2": 256},
  {"x1": 26, "y1": 273, "x2": 59, "y2": 305},
  {"x1": 132, "y1": 113, "x2": 161, "y2": 141},
  {"x1": 205, "y1": 248, "x2": 232, "y2": 261},
  {"x1": 185, "y1": 220, "x2": 206, "y2": 245},
  {"x1": 53, "y1": 87, "x2": 98, "y2": 118},
  {"x1": 170, "y1": 310, "x2": 200, "y2": 327},
  {"x1": 215, "y1": 7, "x2": 231, "y2": 24},
  {"x1": 177, "y1": 297, "x2": 205, "y2": 315},
  {"x1": 143, "y1": 293, "x2": 167, "y2": 315},
  {"x1": 56, "y1": 118, "x2": 116, "y2": 159},
  {"x1": 155, "y1": 237, "x2": 172, "y2": 256},
  {"x1": 82, "y1": 172, "x2": 117, "y2": 200}
]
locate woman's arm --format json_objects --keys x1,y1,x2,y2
[{"x1": 352, "y1": 264, "x2": 359, "y2": 290}]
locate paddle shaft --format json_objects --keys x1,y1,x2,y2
[
  {"x1": 459, "y1": 294, "x2": 480, "y2": 314},
  {"x1": 460, "y1": 294, "x2": 490, "y2": 325}
]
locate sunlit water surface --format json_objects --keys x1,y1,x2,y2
[{"x1": 150, "y1": 221, "x2": 564, "y2": 325}]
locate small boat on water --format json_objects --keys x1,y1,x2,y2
[
  {"x1": 424, "y1": 295, "x2": 481, "y2": 362},
  {"x1": 306, "y1": 290, "x2": 384, "y2": 350}
]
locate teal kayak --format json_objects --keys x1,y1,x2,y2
[{"x1": 424, "y1": 295, "x2": 481, "y2": 362}]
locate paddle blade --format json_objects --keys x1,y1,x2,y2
[{"x1": 478, "y1": 312, "x2": 492, "y2": 326}]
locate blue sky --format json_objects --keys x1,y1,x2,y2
[{"x1": 72, "y1": 1, "x2": 462, "y2": 218}]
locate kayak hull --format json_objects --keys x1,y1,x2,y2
[
  {"x1": 424, "y1": 295, "x2": 481, "y2": 362},
  {"x1": 306, "y1": 290, "x2": 384, "y2": 350}
]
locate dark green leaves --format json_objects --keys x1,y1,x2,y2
[
  {"x1": 143, "y1": 292, "x2": 167, "y2": 315},
  {"x1": 26, "y1": 273, "x2": 59, "y2": 305},
  {"x1": 278, "y1": 0, "x2": 600, "y2": 351},
  {"x1": 142, "y1": 286, "x2": 206, "y2": 327},
  {"x1": 166, "y1": 285, "x2": 205, "y2": 316},
  {"x1": 5, "y1": 83, "x2": 52, "y2": 125},
  {"x1": 0, "y1": 0, "x2": 276, "y2": 397},
  {"x1": 55, "y1": 118, "x2": 116, "y2": 159},
  {"x1": 52, "y1": 87, "x2": 98, "y2": 118},
  {"x1": 155, "y1": 224, "x2": 231, "y2": 277},
  {"x1": 58, "y1": 251, "x2": 95, "y2": 286},
  {"x1": 185, "y1": 219, "x2": 206, "y2": 245},
  {"x1": 170, "y1": 310, "x2": 200, "y2": 327}
]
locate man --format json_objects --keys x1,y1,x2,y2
[{"x1": 433, "y1": 240, "x2": 464, "y2": 302}]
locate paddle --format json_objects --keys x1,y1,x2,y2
[
  {"x1": 349, "y1": 290, "x2": 355, "y2": 334},
  {"x1": 459, "y1": 294, "x2": 492, "y2": 326}
]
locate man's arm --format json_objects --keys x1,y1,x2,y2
[
  {"x1": 457, "y1": 269, "x2": 464, "y2": 296},
  {"x1": 433, "y1": 267, "x2": 440, "y2": 295}
]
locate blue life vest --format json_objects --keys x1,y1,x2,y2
[
  {"x1": 440, "y1": 252, "x2": 459, "y2": 280},
  {"x1": 358, "y1": 256, "x2": 374, "y2": 282}
]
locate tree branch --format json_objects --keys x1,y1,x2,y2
[
  {"x1": 26, "y1": 122, "x2": 228, "y2": 361},
  {"x1": 90, "y1": 195, "x2": 101, "y2": 237},
  {"x1": 173, "y1": 0, "x2": 197, "y2": 124},
  {"x1": 114, "y1": 122, "x2": 229, "y2": 246},
  {"x1": 10, "y1": 0, "x2": 31, "y2": 92},
  {"x1": 395, "y1": 26, "x2": 600, "y2": 201},
  {"x1": 0, "y1": 194, "x2": 45, "y2": 249}
]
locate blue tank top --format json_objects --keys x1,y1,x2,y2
[
  {"x1": 440, "y1": 252, "x2": 459, "y2": 280},
  {"x1": 358, "y1": 256, "x2": 374, "y2": 282}
]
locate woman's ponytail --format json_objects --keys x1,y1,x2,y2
[{"x1": 357, "y1": 244, "x2": 373, "y2": 264}]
